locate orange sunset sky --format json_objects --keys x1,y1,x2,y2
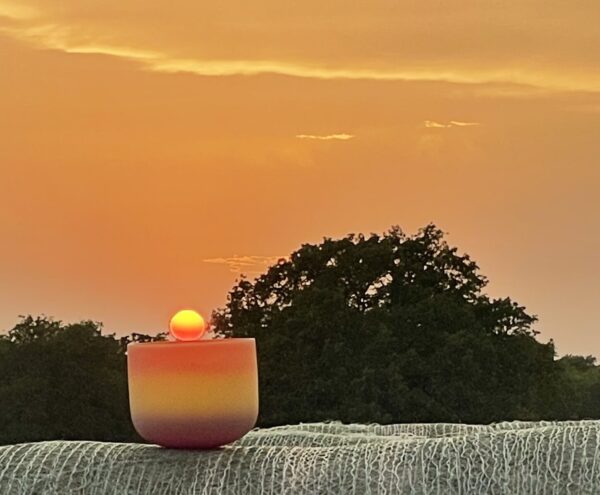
[{"x1": 1, "y1": 1, "x2": 599, "y2": 356}]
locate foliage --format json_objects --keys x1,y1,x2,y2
[
  {"x1": 551, "y1": 355, "x2": 600, "y2": 419},
  {"x1": 0, "y1": 316, "x2": 165, "y2": 445},
  {"x1": 212, "y1": 224, "x2": 598, "y2": 425},
  {"x1": 1, "y1": 224, "x2": 599, "y2": 445}
]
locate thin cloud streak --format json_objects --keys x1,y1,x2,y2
[
  {"x1": 0, "y1": 24, "x2": 161, "y2": 60},
  {"x1": 203, "y1": 255, "x2": 286, "y2": 274},
  {"x1": 2, "y1": 22, "x2": 600, "y2": 93},
  {"x1": 151, "y1": 58, "x2": 600, "y2": 92},
  {"x1": 296, "y1": 133, "x2": 354, "y2": 141},
  {"x1": 450, "y1": 121, "x2": 481, "y2": 127},
  {"x1": 424, "y1": 120, "x2": 481, "y2": 128}
]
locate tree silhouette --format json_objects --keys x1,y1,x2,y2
[
  {"x1": 212, "y1": 225, "x2": 563, "y2": 425},
  {"x1": 0, "y1": 316, "x2": 164, "y2": 445}
]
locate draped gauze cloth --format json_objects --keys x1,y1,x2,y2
[{"x1": 2, "y1": 421, "x2": 600, "y2": 494}]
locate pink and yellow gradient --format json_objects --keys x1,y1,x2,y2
[{"x1": 127, "y1": 311, "x2": 258, "y2": 449}]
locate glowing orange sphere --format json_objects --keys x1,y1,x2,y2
[{"x1": 169, "y1": 309, "x2": 206, "y2": 341}]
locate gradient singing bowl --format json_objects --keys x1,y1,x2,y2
[{"x1": 127, "y1": 338, "x2": 258, "y2": 449}]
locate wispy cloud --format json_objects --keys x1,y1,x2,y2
[
  {"x1": 203, "y1": 255, "x2": 286, "y2": 274},
  {"x1": 296, "y1": 133, "x2": 354, "y2": 141},
  {"x1": 449, "y1": 120, "x2": 481, "y2": 127},
  {"x1": 2, "y1": 13, "x2": 600, "y2": 93},
  {"x1": 424, "y1": 120, "x2": 452, "y2": 129},
  {"x1": 424, "y1": 120, "x2": 481, "y2": 129},
  {"x1": 0, "y1": 23, "x2": 160, "y2": 60},
  {"x1": 0, "y1": 2, "x2": 37, "y2": 20}
]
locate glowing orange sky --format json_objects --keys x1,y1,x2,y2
[{"x1": 1, "y1": 1, "x2": 599, "y2": 356}]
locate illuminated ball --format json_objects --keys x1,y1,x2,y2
[{"x1": 169, "y1": 309, "x2": 206, "y2": 341}]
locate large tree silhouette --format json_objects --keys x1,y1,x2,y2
[{"x1": 212, "y1": 225, "x2": 559, "y2": 425}]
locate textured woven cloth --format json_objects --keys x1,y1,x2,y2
[{"x1": 1, "y1": 421, "x2": 600, "y2": 494}]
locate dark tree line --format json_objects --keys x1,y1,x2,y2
[
  {"x1": 0, "y1": 316, "x2": 165, "y2": 445},
  {"x1": 1, "y1": 224, "x2": 599, "y2": 445}
]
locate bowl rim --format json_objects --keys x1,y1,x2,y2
[{"x1": 127, "y1": 337, "x2": 255, "y2": 348}]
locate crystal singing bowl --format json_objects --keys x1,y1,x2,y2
[{"x1": 127, "y1": 338, "x2": 258, "y2": 449}]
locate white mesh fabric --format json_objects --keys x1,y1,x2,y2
[{"x1": 1, "y1": 421, "x2": 600, "y2": 494}]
